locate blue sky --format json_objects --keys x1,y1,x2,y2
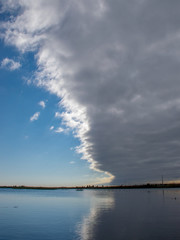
[
  {"x1": 1, "y1": 0, "x2": 180, "y2": 186},
  {"x1": 0, "y1": 41, "x2": 107, "y2": 186}
]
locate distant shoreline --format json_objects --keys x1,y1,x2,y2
[{"x1": 1, "y1": 183, "x2": 180, "y2": 190}]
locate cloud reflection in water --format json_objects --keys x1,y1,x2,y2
[{"x1": 76, "y1": 190, "x2": 114, "y2": 240}]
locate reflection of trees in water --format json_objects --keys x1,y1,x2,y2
[{"x1": 76, "y1": 190, "x2": 114, "y2": 240}]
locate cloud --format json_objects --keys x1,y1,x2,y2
[
  {"x1": 2, "y1": 0, "x2": 180, "y2": 184},
  {"x1": 54, "y1": 127, "x2": 64, "y2": 133},
  {"x1": 55, "y1": 112, "x2": 61, "y2": 118},
  {"x1": 1, "y1": 58, "x2": 21, "y2": 70},
  {"x1": 30, "y1": 112, "x2": 40, "y2": 122},
  {"x1": 70, "y1": 161, "x2": 75, "y2": 164},
  {"x1": 50, "y1": 126, "x2": 54, "y2": 131},
  {"x1": 38, "y1": 100, "x2": 46, "y2": 109}
]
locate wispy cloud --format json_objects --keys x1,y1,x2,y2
[
  {"x1": 54, "y1": 127, "x2": 64, "y2": 133},
  {"x1": 30, "y1": 112, "x2": 40, "y2": 122},
  {"x1": 49, "y1": 126, "x2": 54, "y2": 131},
  {"x1": 1, "y1": 58, "x2": 21, "y2": 71},
  {"x1": 55, "y1": 112, "x2": 61, "y2": 118},
  {"x1": 38, "y1": 100, "x2": 46, "y2": 109},
  {"x1": 69, "y1": 161, "x2": 75, "y2": 164}
]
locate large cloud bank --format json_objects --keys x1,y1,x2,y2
[{"x1": 2, "y1": 0, "x2": 180, "y2": 184}]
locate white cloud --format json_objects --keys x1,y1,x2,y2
[
  {"x1": 55, "y1": 112, "x2": 61, "y2": 118},
  {"x1": 70, "y1": 161, "x2": 75, "y2": 164},
  {"x1": 30, "y1": 112, "x2": 40, "y2": 122},
  {"x1": 1, "y1": 58, "x2": 21, "y2": 70},
  {"x1": 38, "y1": 100, "x2": 46, "y2": 109},
  {"x1": 54, "y1": 127, "x2": 64, "y2": 133},
  {"x1": 49, "y1": 126, "x2": 54, "y2": 131}
]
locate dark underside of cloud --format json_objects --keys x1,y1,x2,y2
[{"x1": 2, "y1": 0, "x2": 180, "y2": 184}]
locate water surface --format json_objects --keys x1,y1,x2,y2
[{"x1": 0, "y1": 188, "x2": 180, "y2": 240}]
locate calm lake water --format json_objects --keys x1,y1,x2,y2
[{"x1": 0, "y1": 188, "x2": 180, "y2": 240}]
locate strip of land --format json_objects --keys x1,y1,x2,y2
[{"x1": 0, "y1": 183, "x2": 180, "y2": 190}]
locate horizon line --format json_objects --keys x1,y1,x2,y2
[{"x1": 1, "y1": 182, "x2": 180, "y2": 189}]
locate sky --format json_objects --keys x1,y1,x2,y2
[{"x1": 1, "y1": 0, "x2": 180, "y2": 186}]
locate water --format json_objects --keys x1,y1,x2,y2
[{"x1": 0, "y1": 188, "x2": 180, "y2": 240}]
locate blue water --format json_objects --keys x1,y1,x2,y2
[{"x1": 0, "y1": 188, "x2": 180, "y2": 240}]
